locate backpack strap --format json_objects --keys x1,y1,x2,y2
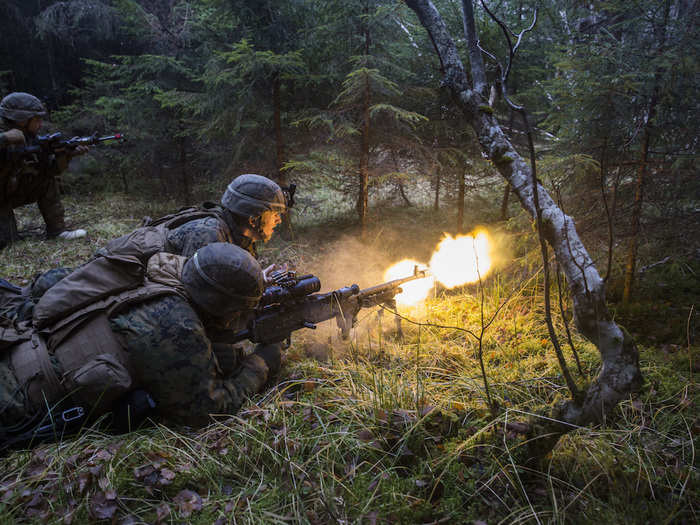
[
  {"x1": 10, "y1": 332, "x2": 64, "y2": 411},
  {"x1": 99, "y1": 205, "x2": 229, "y2": 263},
  {"x1": 143, "y1": 203, "x2": 225, "y2": 230},
  {"x1": 43, "y1": 281, "x2": 188, "y2": 350}
]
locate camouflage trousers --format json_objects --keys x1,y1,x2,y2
[{"x1": 0, "y1": 174, "x2": 66, "y2": 248}]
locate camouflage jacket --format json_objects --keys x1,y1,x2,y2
[
  {"x1": 0, "y1": 122, "x2": 67, "y2": 201},
  {"x1": 165, "y1": 213, "x2": 258, "y2": 259},
  {"x1": 109, "y1": 294, "x2": 270, "y2": 427}
]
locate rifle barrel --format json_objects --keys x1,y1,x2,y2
[{"x1": 357, "y1": 268, "x2": 429, "y2": 298}]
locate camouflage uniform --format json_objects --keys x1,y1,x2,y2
[
  {"x1": 165, "y1": 212, "x2": 258, "y2": 259},
  {"x1": 0, "y1": 244, "x2": 277, "y2": 438},
  {"x1": 109, "y1": 295, "x2": 272, "y2": 427},
  {"x1": 0, "y1": 121, "x2": 69, "y2": 245},
  {"x1": 0, "y1": 294, "x2": 272, "y2": 430}
]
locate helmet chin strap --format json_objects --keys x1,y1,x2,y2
[{"x1": 246, "y1": 215, "x2": 265, "y2": 241}]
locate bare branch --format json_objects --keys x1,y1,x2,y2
[
  {"x1": 479, "y1": 0, "x2": 537, "y2": 109},
  {"x1": 461, "y1": 0, "x2": 488, "y2": 95}
]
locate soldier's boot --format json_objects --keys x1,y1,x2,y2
[
  {"x1": 56, "y1": 229, "x2": 87, "y2": 240},
  {"x1": 0, "y1": 205, "x2": 21, "y2": 249},
  {"x1": 37, "y1": 178, "x2": 86, "y2": 240}
]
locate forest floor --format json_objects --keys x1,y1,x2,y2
[{"x1": 0, "y1": 192, "x2": 697, "y2": 524}]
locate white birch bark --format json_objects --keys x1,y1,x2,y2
[{"x1": 404, "y1": 0, "x2": 642, "y2": 430}]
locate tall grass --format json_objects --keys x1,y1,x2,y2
[{"x1": 0, "y1": 192, "x2": 697, "y2": 524}]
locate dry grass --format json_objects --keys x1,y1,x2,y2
[{"x1": 0, "y1": 192, "x2": 697, "y2": 524}]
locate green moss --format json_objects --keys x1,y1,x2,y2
[
  {"x1": 478, "y1": 104, "x2": 494, "y2": 114},
  {"x1": 493, "y1": 153, "x2": 515, "y2": 165}
]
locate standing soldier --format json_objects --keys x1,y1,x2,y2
[{"x1": 0, "y1": 92, "x2": 87, "y2": 248}]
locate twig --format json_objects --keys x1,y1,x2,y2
[
  {"x1": 688, "y1": 305, "x2": 694, "y2": 378},
  {"x1": 639, "y1": 256, "x2": 671, "y2": 273},
  {"x1": 480, "y1": 1, "x2": 579, "y2": 400},
  {"x1": 376, "y1": 304, "x2": 480, "y2": 341},
  {"x1": 556, "y1": 263, "x2": 584, "y2": 376},
  {"x1": 475, "y1": 237, "x2": 494, "y2": 409}
]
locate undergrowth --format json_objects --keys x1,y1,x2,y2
[{"x1": 0, "y1": 193, "x2": 697, "y2": 524}]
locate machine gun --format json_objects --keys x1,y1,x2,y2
[
  {"x1": 211, "y1": 266, "x2": 429, "y2": 346},
  {"x1": 5, "y1": 132, "x2": 125, "y2": 158}
]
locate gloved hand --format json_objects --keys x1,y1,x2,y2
[
  {"x1": 262, "y1": 263, "x2": 289, "y2": 285},
  {"x1": 70, "y1": 144, "x2": 89, "y2": 157},
  {"x1": 212, "y1": 343, "x2": 243, "y2": 376},
  {"x1": 253, "y1": 343, "x2": 282, "y2": 376}
]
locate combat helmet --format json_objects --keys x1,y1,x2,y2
[
  {"x1": 181, "y1": 242, "x2": 263, "y2": 318},
  {"x1": 221, "y1": 174, "x2": 286, "y2": 219},
  {"x1": 0, "y1": 92, "x2": 47, "y2": 122}
]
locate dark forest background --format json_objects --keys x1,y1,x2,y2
[
  {"x1": 0, "y1": 0, "x2": 696, "y2": 347},
  {"x1": 1, "y1": 0, "x2": 698, "y2": 328}
]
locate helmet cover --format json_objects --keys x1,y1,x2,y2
[
  {"x1": 0, "y1": 92, "x2": 47, "y2": 122},
  {"x1": 221, "y1": 174, "x2": 286, "y2": 218},
  {"x1": 182, "y1": 242, "x2": 263, "y2": 317}
]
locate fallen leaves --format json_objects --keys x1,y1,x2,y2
[
  {"x1": 90, "y1": 490, "x2": 119, "y2": 521},
  {"x1": 160, "y1": 468, "x2": 176, "y2": 484},
  {"x1": 155, "y1": 502, "x2": 170, "y2": 523},
  {"x1": 133, "y1": 459, "x2": 178, "y2": 488},
  {"x1": 173, "y1": 489, "x2": 203, "y2": 518}
]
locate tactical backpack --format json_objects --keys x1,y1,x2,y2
[
  {"x1": 3, "y1": 252, "x2": 188, "y2": 421},
  {"x1": 0, "y1": 278, "x2": 31, "y2": 351}
]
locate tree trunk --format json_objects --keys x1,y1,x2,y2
[
  {"x1": 405, "y1": 0, "x2": 642, "y2": 443},
  {"x1": 273, "y1": 73, "x2": 292, "y2": 236},
  {"x1": 460, "y1": 0, "x2": 486, "y2": 95},
  {"x1": 598, "y1": 134, "x2": 616, "y2": 283},
  {"x1": 622, "y1": 0, "x2": 669, "y2": 304},
  {"x1": 499, "y1": 184, "x2": 510, "y2": 221},
  {"x1": 179, "y1": 132, "x2": 191, "y2": 204},
  {"x1": 358, "y1": 5, "x2": 371, "y2": 233},
  {"x1": 391, "y1": 148, "x2": 413, "y2": 207},
  {"x1": 273, "y1": 74, "x2": 286, "y2": 185},
  {"x1": 457, "y1": 169, "x2": 465, "y2": 231},
  {"x1": 433, "y1": 164, "x2": 440, "y2": 211},
  {"x1": 622, "y1": 115, "x2": 652, "y2": 304}
]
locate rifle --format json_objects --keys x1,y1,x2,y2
[
  {"x1": 4, "y1": 132, "x2": 125, "y2": 157},
  {"x1": 211, "y1": 266, "x2": 429, "y2": 346}
]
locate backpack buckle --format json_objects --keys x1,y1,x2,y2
[{"x1": 62, "y1": 406, "x2": 85, "y2": 423}]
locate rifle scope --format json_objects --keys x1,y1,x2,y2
[{"x1": 260, "y1": 276, "x2": 321, "y2": 306}]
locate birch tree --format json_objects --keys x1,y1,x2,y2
[{"x1": 403, "y1": 0, "x2": 643, "y2": 454}]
